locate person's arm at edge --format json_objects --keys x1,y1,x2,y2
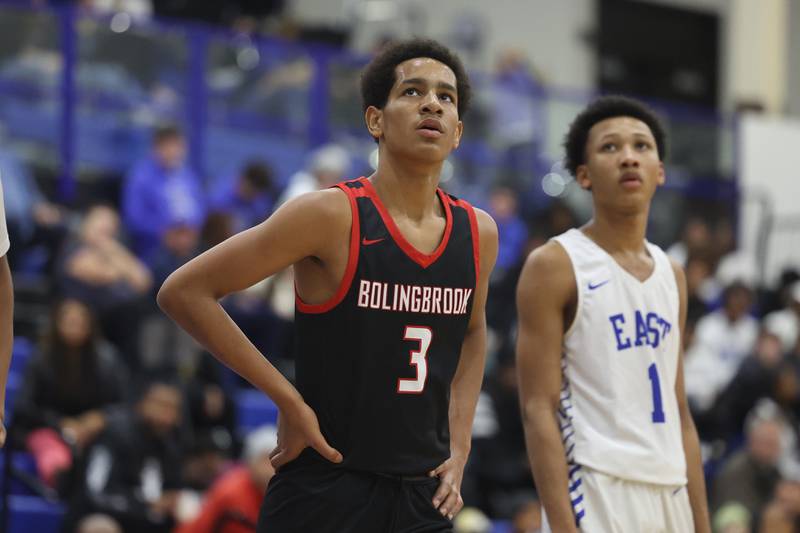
[
  {"x1": 157, "y1": 189, "x2": 349, "y2": 463},
  {"x1": 516, "y1": 241, "x2": 579, "y2": 533},
  {"x1": 671, "y1": 258, "x2": 712, "y2": 533},
  {"x1": 429, "y1": 208, "x2": 498, "y2": 520},
  {"x1": 0, "y1": 255, "x2": 11, "y2": 445}
]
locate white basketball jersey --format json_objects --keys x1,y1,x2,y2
[{"x1": 552, "y1": 228, "x2": 686, "y2": 489}]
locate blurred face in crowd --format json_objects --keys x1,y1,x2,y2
[
  {"x1": 82, "y1": 206, "x2": 119, "y2": 243},
  {"x1": 163, "y1": 225, "x2": 199, "y2": 257},
  {"x1": 577, "y1": 117, "x2": 664, "y2": 214},
  {"x1": 723, "y1": 284, "x2": 753, "y2": 322},
  {"x1": 366, "y1": 57, "x2": 463, "y2": 165},
  {"x1": 138, "y1": 383, "x2": 182, "y2": 437},
  {"x1": 683, "y1": 218, "x2": 711, "y2": 251},
  {"x1": 747, "y1": 418, "x2": 783, "y2": 467},
  {"x1": 684, "y1": 257, "x2": 711, "y2": 296},
  {"x1": 57, "y1": 299, "x2": 93, "y2": 349},
  {"x1": 489, "y1": 187, "x2": 518, "y2": 221},
  {"x1": 154, "y1": 135, "x2": 187, "y2": 170},
  {"x1": 754, "y1": 332, "x2": 783, "y2": 367}
]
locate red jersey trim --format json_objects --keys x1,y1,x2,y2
[
  {"x1": 295, "y1": 183, "x2": 360, "y2": 314},
  {"x1": 452, "y1": 197, "x2": 480, "y2": 288},
  {"x1": 358, "y1": 177, "x2": 453, "y2": 269}
]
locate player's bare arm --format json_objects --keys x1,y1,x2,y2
[
  {"x1": 671, "y1": 258, "x2": 712, "y2": 533},
  {"x1": 516, "y1": 241, "x2": 580, "y2": 533},
  {"x1": 158, "y1": 188, "x2": 351, "y2": 466},
  {"x1": 430, "y1": 208, "x2": 498, "y2": 520},
  {"x1": 0, "y1": 255, "x2": 12, "y2": 446}
]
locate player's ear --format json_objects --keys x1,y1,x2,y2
[
  {"x1": 451, "y1": 120, "x2": 463, "y2": 150},
  {"x1": 576, "y1": 165, "x2": 592, "y2": 191},
  {"x1": 656, "y1": 161, "x2": 665, "y2": 186},
  {"x1": 365, "y1": 106, "x2": 383, "y2": 141}
]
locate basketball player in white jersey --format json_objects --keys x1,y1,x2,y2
[{"x1": 516, "y1": 96, "x2": 711, "y2": 532}]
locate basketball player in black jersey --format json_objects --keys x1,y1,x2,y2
[{"x1": 158, "y1": 38, "x2": 498, "y2": 532}]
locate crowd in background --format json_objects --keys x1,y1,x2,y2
[{"x1": 4, "y1": 118, "x2": 799, "y2": 533}]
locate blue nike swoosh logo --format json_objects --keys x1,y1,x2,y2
[{"x1": 588, "y1": 280, "x2": 610, "y2": 290}]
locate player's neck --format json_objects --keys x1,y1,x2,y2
[
  {"x1": 583, "y1": 208, "x2": 650, "y2": 255},
  {"x1": 370, "y1": 153, "x2": 444, "y2": 222}
]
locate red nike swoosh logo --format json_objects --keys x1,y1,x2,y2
[{"x1": 361, "y1": 237, "x2": 385, "y2": 246}]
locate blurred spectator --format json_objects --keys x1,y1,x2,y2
[
  {"x1": 485, "y1": 186, "x2": 527, "y2": 365},
  {"x1": 140, "y1": 215, "x2": 203, "y2": 372},
  {"x1": 150, "y1": 217, "x2": 202, "y2": 291},
  {"x1": 764, "y1": 280, "x2": 800, "y2": 354},
  {"x1": 64, "y1": 376, "x2": 185, "y2": 533},
  {"x1": 176, "y1": 425, "x2": 277, "y2": 533},
  {"x1": 488, "y1": 50, "x2": 542, "y2": 194},
  {"x1": 209, "y1": 160, "x2": 276, "y2": 234},
  {"x1": 684, "y1": 281, "x2": 758, "y2": 412},
  {"x1": 468, "y1": 359, "x2": 533, "y2": 518},
  {"x1": 181, "y1": 355, "x2": 239, "y2": 489},
  {"x1": 488, "y1": 186, "x2": 528, "y2": 278},
  {"x1": 666, "y1": 216, "x2": 712, "y2": 267},
  {"x1": 122, "y1": 125, "x2": 206, "y2": 262},
  {"x1": 276, "y1": 144, "x2": 349, "y2": 205},
  {"x1": 703, "y1": 330, "x2": 784, "y2": 440},
  {"x1": 684, "y1": 253, "x2": 714, "y2": 325},
  {"x1": 14, "y1": 298, "x2": 128, "y2": 489},
  {"x1": 59, "y1": 204, "x2": 152, "y2": 367},
  {"x1": 0, "y1": 146, "x2": 65, "y2": 272},
  {"x1": 712, "y1": 400, "x2": 787, "y2": 521},
  {"x1": 60, "y1": 205, "x2": 151, "y2": 299}
]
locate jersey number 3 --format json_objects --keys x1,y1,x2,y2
[{"x1": 398, "y1": 326, "x2": 433, "y2": 394}]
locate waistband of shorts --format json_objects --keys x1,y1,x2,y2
[
  {"x1": 293, "y1": 449, "x2": 434, "y2": 482},
  {"x1": 372, "y1": 471, "x2": 433, "y2": 482}
]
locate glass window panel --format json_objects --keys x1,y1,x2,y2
[{"x1": 0, "y1": 6, "x2": 61, "y2": 170}]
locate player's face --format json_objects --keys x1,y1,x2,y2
[
  {"x1": 366, "y1": 57, "x2": 463, "y2": 163},
  {"x1": 577, "y1": 116, "x2": 664, "y2": 211}
]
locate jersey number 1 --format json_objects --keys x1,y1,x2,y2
[
  {"x1": 648, "y1": 363, "x2": 666, "y2": 423},
  {"x1": 398, "y1": 326, "x2": 433, "y2": 394}
]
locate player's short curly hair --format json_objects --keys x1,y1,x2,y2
[
  {"x1": 360, "y1": 38, "x2": 471, "y2": 119},
  {"x1": 563, "y1": 95, "x2": 667, "y2": 177}
]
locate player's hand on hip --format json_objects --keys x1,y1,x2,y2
[
  {"x1": 269, "y1": 401, "x2": 343, "y2": 470},
  {"x1": 429, "y1": 455, "x2": 467, "y2": 520}
]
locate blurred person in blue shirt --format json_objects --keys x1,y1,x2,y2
[
  {"x1": 488, "y1": 186, "x2": 528, "y2": 277},
  {"x1": 208, "y1": 161, "x2": 276, "y2": 234},
  {"x1": 122, "y1": 125, "x2": 206, "y2": 263}
]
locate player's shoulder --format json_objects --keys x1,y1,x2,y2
[
  {"x1": 517, "y1": 240, "x2": 576, "y2": 300},
  {"x1": 279, "y1": 186, "x2": 352, "y2": 225},
  {"x1": 471, "y1": 207, "x2": 498, "y2": 244},
  {"x1": 522, "y1": 239, "x2": 572, "y2": 276}
]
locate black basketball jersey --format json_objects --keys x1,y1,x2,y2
[{"x1": 293, "y1": 176, "x2": 479, "y2": 475}]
